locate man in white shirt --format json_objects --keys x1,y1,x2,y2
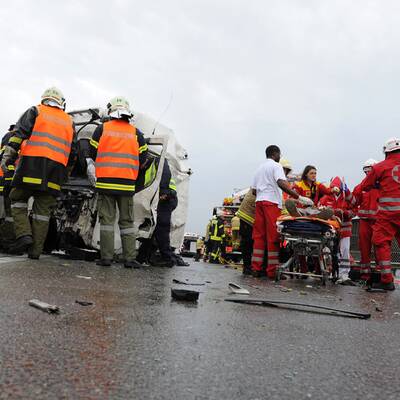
[{"x1": 251, "y1": 145, "x2": 313, "y2": 278}]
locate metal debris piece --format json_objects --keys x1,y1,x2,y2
[
  {"x1": 171, "y1": 288, "x2": 199, "y2": 302},
  {"x1": 75, "y1": 300, "x2": 93, "y2": 306},
  {"x1": 172, "y1": 279, "x2": 205, "y2": 286},
  {"x1": 306, "y1": 285, "x2": 313, "y2": 289},
  {"x1": 279, "y1": 287, "x2": 292, "y2": 293},
  {"x1": 228, "y1": 283, "x2": 250, "y2": 295},
  {"x1": 224, "y1": 298, "x2": 371, "y2": 319},
  {"x1": 393, "y1": 312, "x2": 400, "y2": 316},
  {"x1": 375, "y1": 307, "x2": 383, "y2": 312},
  {"x1": 366, "y1": 287, "x2": 386, "y2": 293},
  {"x1": 299, "y1": 291, "x2": 308, "y2": 295},
  {"x1": 29, "y1": 299, "x2": 60, "y2": 314},
  {"x1": 76, "y1": 275, "x2": 92, "y2": 280}
]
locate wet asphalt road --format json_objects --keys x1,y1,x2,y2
[{"x1": 0, "y1": 255, "x2": 399, "y2": 400}]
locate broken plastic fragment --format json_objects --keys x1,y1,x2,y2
[{"x1": 29, "y1": 299, "x2": 59, "y2": 314}]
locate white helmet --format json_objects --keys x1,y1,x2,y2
[
  {"x1": 363, "y1": 158, "x2": 377, "y2": 169},
  {"x1": 41, "y1": 87, "x2": 65, "y2": 109},
  {"x1": 383, "y1": 137, "x2": 400, "y2": 153},
  {"x1": 107, "y1": 96, "x2": 133, "y2": 119}
]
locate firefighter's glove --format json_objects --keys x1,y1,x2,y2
[
  {"x1": 0, "y1": 146, "x2": 17, "y2": 175},
  {"x1": 298, "y1": 196, "x2": 314, "y2": 207},
  {"x1": 86, "y1": 158, "x2": 96, "y2": 186}
]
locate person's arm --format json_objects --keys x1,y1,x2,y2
[
  {"x1": 137, "y1": 129, "x2": 148, "y2": 168},
  {"x1": 88, "y1": 124, "x2": 103, "y2": 161},
  {"x1": 353, "y1": 168, "x2": 378, "y2": 196},
  {"x1": 66, "y1": 123, "x2": 78, "y2": 171},
  {"x1": 8, "y1": 106, "x2": 38, "y2": 152},
  {"x1": 277, "y1": 179, "x2": 299, "y2": 199}
]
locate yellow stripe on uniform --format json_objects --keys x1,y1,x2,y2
[
  {"x1": 48, "y1": 182, "x2": 61, "y2": 190},
  {"x1": 22, "y1": 177, "x2": 42, "y2": 184},
  {"x1": 169, "y1": 178, "x2": 177, "y2": 191},
  {"x1": 95, "y1": 182, "x2": 135, "y2": 191},
  {"x1": 139, "y1": 144, "x2": 148, "y2": 153},
  {"x1": 90, "y1": 138, "x2": 99, "y2": 149},
  {"x1": 9, "y1": 137, "x2": 23, "y2": 144}
]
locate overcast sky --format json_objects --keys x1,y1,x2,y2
[{"x1": 1, "y1": 0, "x2": 399, "y2": 233}]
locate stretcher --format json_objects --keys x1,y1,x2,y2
[{"x1": 275, "y1": 216, "x2": 341, "y2": 285}]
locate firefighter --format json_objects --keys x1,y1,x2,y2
[
  {"x1": 195, "y1": 236, "x2": 204, "y2": 261},
  {"x1": 236, "y1": 189, "x2": 256, "y2": 275},
  {"x1": 319, "y1": 177, "x2": 355, "y2": 270},
  {"x1": 0, "y1": 88, "x2": 76, "y2": 258},
  {"x1": 231, "y1": 214, "x2": 240, "y2": 250},
  {"x1": 209, "y1": 215, "x2": 225, "y2": 263},
  {"x1": 87, "y1": 96, "x2": 148, "y2": 268},
  {"x1": 349, "y1": 159, "x2": 379, "y2": 281},
  {"x1": 353, "y1": 138, "x2": 400, "y2": 291},
  {"x1": 251, "y1": 145, "x2": 313, "y2": 278},
  {"x1": 0, "y1": 124, "x2": 17, "y2": 249},
  {"x1": 151, "y1": 159, "x2": 178, "y2": 267}
]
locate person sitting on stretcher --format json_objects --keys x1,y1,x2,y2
[{"x1": 285, "y1": 165, "x2": 340, "y2": 220}]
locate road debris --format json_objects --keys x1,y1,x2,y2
[
  {"x1": 336, "y1": 278, "x2": 357, "y2": 286},
  {"x1": 29, "y1": 299, "x2": 60, "y2": 314},
  {"x1": 228, "y1": 283, "x2": 250, "y2": 295},
  {"x1": 225, "y1": 298, "x2": 371, "y2": 319},
  {"x1": 75, "y1": 300, "x2": 93, "y2": 306},
  {"x1": 171, "y1": 288, "x2": 199, "y2": 302},
  {"x1": 76, "y1": 275, "x2": 92, "y2": 280},
  {"x1": 299, "y1": 291, "x2": 308, "y2": 295},
  {"x1": 370, "y1": 298, "x2": 383, "y2": 312},
  {"x1": 172, "y1": 279, "x2": 205, "y2": 286}
]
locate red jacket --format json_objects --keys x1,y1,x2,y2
[
  {"x1": 293, "y1": 180, "x2": 331, "y2": 206},
  {"x1": 355, "y1": 152, "x2": 400, "y2": 217},
  {"x1": 319, "y1": 177, "x2": 354, "y2": 238},
  {"x1": 350, "y1": 184, "x2": 379, "y2": 220}
]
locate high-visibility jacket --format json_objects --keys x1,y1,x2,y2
[
  {"x1": 236, "y1": 190, "x2": 256, "y2": 226},
  {"x1": 90, "y1": 119, "x2": 147, "y2": 196},
  {"x1": 19, "y1": 104, "x2": 73, "y2": 166},
  {"x1": 95, "y1": 120, "x2": 139, "y2": 195},
  {"x1": 231, "y1": 215, "x2": 240, "y2": 231},
  {"x1": 350, "y1": 184, "x2": 379, "y2": 220},
  {"x1": 9, "y1": 105, "x2": 75, "y2": 195},
  {"x1": 355, "y1": 152, "x2": 400, "y2": 217},
  {"x1": 293, "y1": 180, "x2": 331, "y2": 206},
  {"x1": 209, "y1": 218, "x2": 225, "y2": 241}
]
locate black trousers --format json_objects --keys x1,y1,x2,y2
[
  {"x1": 154, "y1": 197, "x2": 178, "y2": 261},
  {"x1": 239, "y1": 220, "x2": 253, "y2": 268}
]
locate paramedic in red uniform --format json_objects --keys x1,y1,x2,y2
[
  {"x1": 349, "y1": 159, "x2": 379, "y2": 281},
  {"x1": 353, "y1": 137, "x2": 400, "y2": 291},
  {"x1": 319, "y1": 176, "x2": 355, "y2": 271},
  {"x1": 251, "y1": 145, "x2": 314, "y2": 278}
]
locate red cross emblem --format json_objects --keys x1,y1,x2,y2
[{"x1": 392, "y1": 165, "x2": 400, "y2": 183}]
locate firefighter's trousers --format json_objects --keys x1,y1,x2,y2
[
  {"x1": 10, "y1": 188, "x2": 56, "y2": 257},
  {"x1": 98, "y1": 194, "x2": 136, "y2": 262},
  {"x1": 154, "y1": 197, "x2": 178, "y2": 261},
  {"x1": 0, "y1": 195, "x2": 16, "y2": 244},
  {"x1": 239, "y1": 220, "x2": 253, "y2": 269}
]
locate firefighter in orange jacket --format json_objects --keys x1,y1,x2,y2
[
  {"x1": 0, "y1": 88, "x2": 76, "y2": 258},
  {"x1": 353, "y1": 138, "x2": 400, "y2": 291},
  {"x1": 349, "y1": 159, "x2": 379, "y2": 281},
  {"x1": 87, "y1": 97, "x2": 148, "y2": 268},
  {"x1": 319, "y1": 176, "x2": 355, "y2": 270}
]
